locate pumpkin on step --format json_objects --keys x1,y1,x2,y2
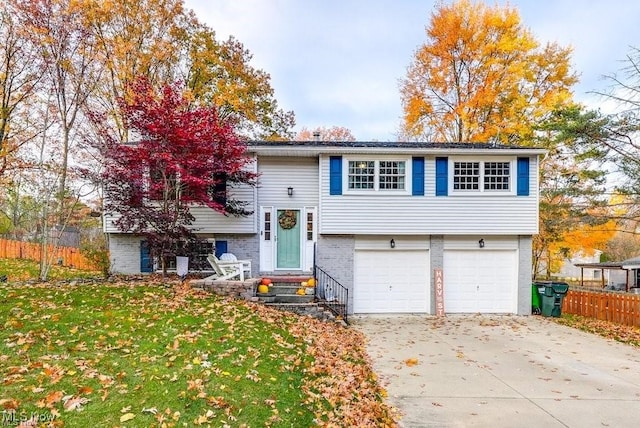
[
  {"x1": 296, "y1": 288, "x2": 305, "y2": 295},
  {"x1": 257, "y1": 284, "x2": 270, "y2": 294}
]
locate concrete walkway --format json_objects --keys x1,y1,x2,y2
[{"x1": 353, "y1": 314, "x2": 640, "y2": 428}]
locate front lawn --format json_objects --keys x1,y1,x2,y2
[
  {"x1": 0, "y1": 281, "x2": 395, "y2": 427},
  {"x1": 0, "y1": 258, "x2": 100, "y2": 282},
  {"x1": 552, "y1": 313, "x2": 640, "y2": 347}
]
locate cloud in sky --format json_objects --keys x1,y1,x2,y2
[{"x1": 185, "y1": 0, "x2": 640, "y2": 141}]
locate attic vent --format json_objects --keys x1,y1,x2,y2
[{"x1": 312, "y1": 131, "x2": 321, "y2": 141}]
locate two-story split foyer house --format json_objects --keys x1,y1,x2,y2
[{"x1": 106, "y1": 140, "x2": 545, "y2": 316}]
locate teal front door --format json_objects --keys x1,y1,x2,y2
[{"x1": 276, "y1": 209, "x2": 301, "y2": 269}]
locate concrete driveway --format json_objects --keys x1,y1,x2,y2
[{"x1": 353, "y1": 315, "x2": 640, "y2": 428}]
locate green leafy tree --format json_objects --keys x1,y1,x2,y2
[{"x1": 533, "y1": 105, "x2": 614, "y2": 277}]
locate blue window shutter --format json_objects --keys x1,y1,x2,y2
[
  {"x1": 412, "y1": 157, "x2": 425, "y2": 196},
  {"x1": 517, "y1": 157, "x2": 530, "y2": 196},
  {"x1": 435, "y1": 157, "x2": 448, "y2": 196},
  {"x1": 215, "y1": 240, "x2": 228, "y2": 258},
  {"x1": 140, "y1": 241, "x2": 153, "y2": 273},
  {"x1": 329, "y1": 156, "x2": 342, "y2": 195}
]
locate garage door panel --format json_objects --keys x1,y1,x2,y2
[
  {"x1": 354, "y1": 250, "x2": 429, "y2": 313},
  {"x1": 444, "y1": 250, "x2": 517, "y2": 313}
]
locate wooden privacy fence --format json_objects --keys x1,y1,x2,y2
[
  {"x1": 0, "y1": 238, "x2": 97, "y2": 271},
  {"x1": 562, "y1": 289, "x2": 640, "y2": 327}
]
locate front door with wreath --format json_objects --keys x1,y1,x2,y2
[{"x1": 276, "y1": 209, "x2": 301, "y2": 269}]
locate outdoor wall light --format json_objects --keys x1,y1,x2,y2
[
  {"x1": 479, "y1": 238, "x2": 485, "y2": 248},
  {"x1": 390, "y1": 238, "x2": 395, "y2": 248},
  {"x1": 287, "y1": 187, "x2": 293, "y2": 196}
]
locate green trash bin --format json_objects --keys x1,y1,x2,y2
[
  {"x1": 539, "y1": 282, "x2": 569, "y2": 317},
  {"x1": 531, "y1": 283, "x2": 541, "y2": 314}
]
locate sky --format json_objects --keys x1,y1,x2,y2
[{"x1": 185, "y1": 0, "x2": 640, "y2": 141}]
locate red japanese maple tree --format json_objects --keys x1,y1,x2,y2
[{"x1": 100, "y1": 77, "x2": 256, "y2": 274}]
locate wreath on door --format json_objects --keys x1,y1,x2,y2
[{"x1": 278, "y1": 210, "x2": 297, "y2": 230}]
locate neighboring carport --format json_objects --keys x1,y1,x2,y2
[{"x1": 574, "y1": 255, "x2": 640, "y2": 291}]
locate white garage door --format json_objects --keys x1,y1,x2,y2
[
  {"x1": 443, "y1": 250, "x2": 517, "y2": 313},
  {"x1": 354, "y1": 250, "x2": 430, "y2": 313}
]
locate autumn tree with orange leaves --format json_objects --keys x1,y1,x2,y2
[
  {"x1": 400, "y1": 0, "x2": 577, "y2": 143},
  {"x1": 0, "y1": 0, "x2": 294, "y2": 279},
  {"x1": 0, "y1": 3, "x2": 43, "y2": 178},
  {"x1": 84, "y1": 0, "x2": 294, "y2": 141}
]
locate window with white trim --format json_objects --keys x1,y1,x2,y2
[
  {"x1": 348, "y1": 160, "x2": 375, "y2": 189},
  {"x1": 379, "y1": 161, "x2": 406, "y2": 190},
  {"x1": 452, "y1": 159, "x2": 513, "y2": 193},
  {"x1": 484, "y1": 162, "x2": 510, "y2": 191},
  {"x1": 453, "y1": 161, "x2": 480, "y2": 190},
  {"x1": 347, "y1": 159, "x2": 407, "y2": 192},
  {"x1": 306, "y1": 212, "x2": 313, "y2": 240}
]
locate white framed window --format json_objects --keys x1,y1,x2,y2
[
  {"x1": 452, "y1": 158, "x2": 514, "y2": 194},
  {"x1": 484, "y1": 162, "x2": 510, "y2": 191},
  {"x1": 346, "y1": 158, "x2": 409, "y2": 193},
  {"x1": 379, "y1": 161, "x2": 406, "y2": 190},
  {"x1": 348, "y1": 160, "x2": 375, "y2": 189},
  {"x1": 453, "y1": 161, "x2": 480, "y2": 190}
]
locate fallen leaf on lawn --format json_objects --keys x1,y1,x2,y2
[
  {"x1": 142, "y1": 407, "x2": 158, "y2": 415},
  {"x1": 78, "y1": 386, "x2": 93, "y2": 395},
  {"x1": 0, "y1": 398, "x2": 20, "y2": 410},
  {"x1": 63, "y1": 395, "x2": 90, "y2": 412},
  {"x1": 46, "y1": 391, "x2": 64, "y2": 405},
  {"x1": 194, "y1": 414, "x2": 209, "y2": 424},
  {"x1": 120, "y1": 412, "x2": 135, "y2": 422},
  {"x1": 404, "y1": 358, "x2": 419, "y2": 367}
]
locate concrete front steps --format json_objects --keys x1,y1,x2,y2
[
  {"x1": 256, "y1": 275, "x2": 314, "y2": 304},
  {"x1": 256, "y1": 275, "x2": 343, "y2": 323}
]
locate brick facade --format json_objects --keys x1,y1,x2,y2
[{"x1": 108, "y1": 234, "x2": 142, "y2": 275}]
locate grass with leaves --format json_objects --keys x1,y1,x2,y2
[
  {"x1": 552, "y1": 313, "x2": 640, "y2": 347},
  {"x1": 0, "y1": 281, "x2": 396, "y2": 427},
  {"x1": 0, "y1": 258, "x2": 100, "y2": 282}
]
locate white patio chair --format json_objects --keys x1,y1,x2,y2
[
  {"x1": 206, "y1": 254, "x2": 247, "y2": 281},
  {"x1": 218, "y1": 253, "x2": 251, "y2": 280}
]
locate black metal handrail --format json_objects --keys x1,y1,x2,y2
[{"x1": 314, "y1": 265, "x2": 349, "y2": 323}]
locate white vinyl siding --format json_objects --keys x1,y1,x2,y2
[
  {"x1": 257, "y1": 157, "x2": 319, "y2": 207},
  {"x1": 103, "y1": 160, "x2": 257, "y2": 234},
  {"x1": 256, "y1": 158, "x2": 319, "y2": 273},
  {"x1": 320, "y1": 155, "x2": 539, "y2": 235}
]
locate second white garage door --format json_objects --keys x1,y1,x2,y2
[
  {"x1": 354, "y1": 250, "x2": 430, "y2": 313},
  {"x1": 443, "y1": 250, "x2": 517, "y2": 313}
]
